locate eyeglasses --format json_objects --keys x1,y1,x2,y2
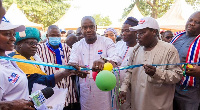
[
  {"x1": 24, "y1": 41, "x2": 38, "y2": 46},
  {"x1": 81, "y1": 25, "x2": 95, "y2": 30}
]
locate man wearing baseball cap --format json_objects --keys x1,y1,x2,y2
[
  {"x1": 119, "y1": 17, "x2": 182, "y2": 110},
  {"x1": 60, "y1": 28, "x2": 66, "y2": 37}
]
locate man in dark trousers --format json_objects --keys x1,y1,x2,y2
[{"x1": 172, "y1": 11, "x2": 200, "y2": 110}]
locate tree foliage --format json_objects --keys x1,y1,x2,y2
[
  {"x1": 122, "y1": 0, "x2": 200, "y2": 19},
  {"x1": 93, "y1": 14, "x2": 112, "y2": 26},
  {"x1": 3, "y1": 0, "x2": 70, "y2": 28},
  {"x1": 186, "y1": 0, "x2": 200, "y2": 10}
]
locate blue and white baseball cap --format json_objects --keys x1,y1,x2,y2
[
  {"x1": 60, "y1": 29, "x2": 66, "y2": 33},
  {"x1": 0, "y1": 16, "x2": 25, "y2": 32}
]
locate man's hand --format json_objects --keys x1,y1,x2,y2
[
  {"x1": 67, "y1": 63, "x2": 89, "y2": 78},
  {"x1": 92, "y1": 59, "x2": 105, "y2": 72},
  {"x1": 118, "y1": 91, "x2": 127, "y2": 104},
  {"x1": 186, "y1": 65, "x2": 200, "y2": 77},
  {"x1": 107, "y1": 60, "x2": 117, "y2": 68},
  {"x1": 143, "y1": 64, "x2": 156, "y2": 76},
  {"x1": 54, "y1": 63, "x2": 89, "y2": 84},
  {"x1": 0, "y1": 99, "x2": 35, "y2": 110}
]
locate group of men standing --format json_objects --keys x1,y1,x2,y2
[
  {"x1": 36, "y1": 11, "x2": 200, "y2": 110},
  {"x1": 0, "y1": 0, "x2": 200, "y2": 108},
  {"x1": 42, "y1": 11, "x2": 200, "y2": 110}
]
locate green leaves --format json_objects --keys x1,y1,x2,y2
[
  {"x1": 93, "y1": 14, "x2": 112, "y2": 26},
  {"x1": 3, "y1": 0, "x2": 70, "y2": 28},
  {"x1": 122, "y1": 0, "x2": 200, "y2": 19}
]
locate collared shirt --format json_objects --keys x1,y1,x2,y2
[
  {"x1": 69, "y1": 35, "x2": 121, "y2": 110},
  {"x1": 0, "y1": 59, "x2": 29, "y2": 101},
  {"x1": 121, "y1": 40, "x2": 182, "y2": 110},
  {"x1": 173, "y1": 33, "x2": 196, "y2": 63},
  {"x1": 173, "y1": 33, "x2": 200, "y2": 108},
  {"x1": 116, "y1": 41, "x2": 140, "y2": 67}
]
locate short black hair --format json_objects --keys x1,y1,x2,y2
[
  {"x1": 81, "y1": 16, "x2": 96, "y2": 25},
  {"x1": 164, "y1": 30, "x2": 173, "y2": 34},
  {"x1": 47, "y1": 25, "x2": 59, "y2": 34},
  {"x1": 116, "y1": 36, "x2": 122, "y2": 42}
]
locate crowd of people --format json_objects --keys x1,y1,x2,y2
[{"x1": 0, "y1": 0, "x2": 200, "y2": 109}]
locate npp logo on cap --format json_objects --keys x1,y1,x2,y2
[
  {"x1": 2, "y1": 16, "x2": 10, "y2": 23},
  {"x1": 129, "y1": 17, "x2": 160, "y2": 31},
  {"x1": 139, "y1": 19, "x2": 145, "y2": 24}
]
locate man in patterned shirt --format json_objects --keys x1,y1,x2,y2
[{"x1": 37, "y1": 25, "x2": 80, "y2": 110}]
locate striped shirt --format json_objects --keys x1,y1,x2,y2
[{"x1": 37, "y1": 42, "x2": 77, "y2": 106}]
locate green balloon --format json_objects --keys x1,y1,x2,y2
[{"x1": 95, "y1": 70, "x2": 116, "y2": 91}]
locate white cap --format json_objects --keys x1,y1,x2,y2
[
  {"x1": 129, "y1": 17, "x2": 160, "y2": 31},
  {"x1": 0, "y1": 16, "x2": 25, "y2": 32}
]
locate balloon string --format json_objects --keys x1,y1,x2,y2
[
  {"x1": 113, "y1": 67, "x2": 121, "y2": 109},
  {"x1": 183, "y1": 63, "x2": 187, "y2": 77},
  {"x1": 111, "y1": 88, "x2": 115, "y2": 108},
  {"x1": 0, "y1": 56, "x2": 197, "y2": 71},
  {"x1": 117, "y1": 67, "x2": 121, "y2": 109}
]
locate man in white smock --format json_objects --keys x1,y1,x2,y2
[
  {"x1": 69, "y1": 16, "x2": 121, "y2": 110},
  {"x1": 115, "y1": 17, "x2": 139, "y2": 110}
]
